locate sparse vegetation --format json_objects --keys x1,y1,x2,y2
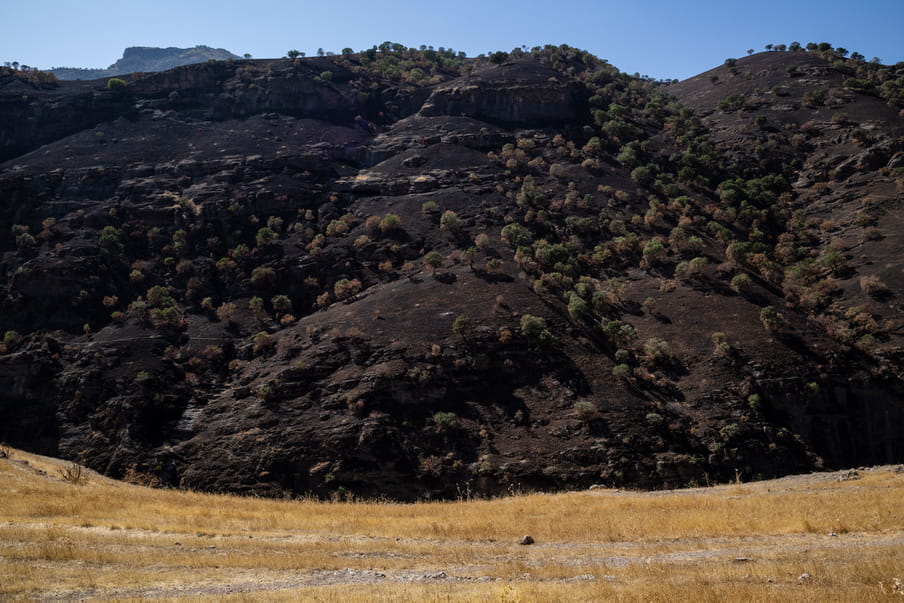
[{"x1": 2, "y1": 448, "x2": 902, "y2": 600}]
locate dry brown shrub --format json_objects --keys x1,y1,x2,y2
[{"x1": 859, "y1": 275, "x2": 890, "y2": 297}]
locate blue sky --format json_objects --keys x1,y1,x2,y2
[{"x1": 4, "y1": 0, "x2": 903, "y2": 80}]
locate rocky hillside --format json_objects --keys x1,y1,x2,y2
[
  {"x1": 50, "y1": 46, "x2": 241, "y2": 80},
  {"x1": 0, "y1": 44, "x2": 902, "y2": 500}
]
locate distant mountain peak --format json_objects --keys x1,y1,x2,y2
[{"x1": 51, "y1": 45, "x2": 241, "y2": 80}]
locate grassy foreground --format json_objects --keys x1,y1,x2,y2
[{"x1": 1, "y1": 447, "x2": 903, "y2": 601}]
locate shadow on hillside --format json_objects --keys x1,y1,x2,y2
[{"x1": 472, "y1": 269, "x2": 514, "y2": 283}]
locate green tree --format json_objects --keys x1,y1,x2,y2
[
  {"x1": 485, "y1": 258, "x2": 503, "y2": 274},
  {"x1": 379, "y1": 214, "x2": 401, "y2": 233},
  {"x1": 501, "y1": 223, "x2": 532, "y2": 247},
  {"x1": 271, "y1": 294, "x2": 292, "y2": 315},
  {"x1": 612, "y1": 364, "x2": 632, "y2": 380},
  {"x1": 717, "y1": 93, "x2": 747, "y2": 112},
  {"x1": 641, "y1": 239, "x2": 667, "y2": 267},
  {"x1": 151, "y1": 306, "x2": 182, "y2": 329},
  {"x1": 256, "y1": 226, "x2": 278, "y2": 247},
  {"x1": 759, "y1": 306, "x2": 781, "y2": 332},
  {"x1": 520, "y1": 314, "x2": 555, "y2": 349},
  {"x1": 146, "y1": 285, "x2": 174, "y2": 308},
  {"x1": 98, "y1": 226, "x2": 123, "y2": 254},
  {"x1": 423, "y1": 251, "x2": 444, "y2": 275},
  {"x1": 603, "y1": 320, "x2": 637, "y2": 348},
  {"x1": 731, "y1": 273, "x2": 751, "y2": 293},
  {"x1": 3, "y1": 330, "x2": 22, "y2": 350},
  {"x1": 249, "y1": 296, "x2": 267, "y2": 323},
  {"x1": 630, "y1": 165, "x2": 656, "y2": 185},
  {"x1": 439, "y1": 210, "x2": 462, "y2": 233},
  {"x1": 460, "y1": 246, "x2": 477, "y2": 269},
  {"x1": 452, "y1": 314, "x2": 472, "y2": 338},
  {"x1": 643, "y1": 337, "x2": 670, "y2": 362},
  {"x1": 251, "y1": 331, "x2": 274, "y2": 354},
  {"x1": 567, "y1": 292, "x2": 589, "y2": 318},
  {"x1": 433, "y1": 411, "x2": 458, "y2": 431}
]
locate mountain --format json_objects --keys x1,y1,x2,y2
[
  {"x1": 0, "y1": 44, "x2": 902, "y2": 500},
  {"x1": 50, "y1": 45, "x2": 241, "y2": 80}
]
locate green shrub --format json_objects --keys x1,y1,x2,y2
[
  {"x1": 501, "y1": 223, "x2": 532, "y2": 247},
  {"x1": 251, "y1": 331, "x2": 274, "y2": 354},
  {"x1": 146, "y1": 285, "x2": 174, "y2": 308},
  {"x1": 643, "y1": 338, "x2": 670, "y2": 362},
  {"x1": 98, "y1": 226, "x2": 123, "y2": 253},
  {"x1": 255, "y1": 226, "x2": 278, "y2": 246},
  {"x1": 645, "y1": 412, "x2": 664, "y2": 426},
  {"x1": 567, "y1": 292, "x2": 589, "y2": 318},
  {"x1": 433, "y1": 411, "x2": 459, "y2": 430},
  {"x1": 630, "y1": 165, "x2": 655, "y2": 185},
  {"x1": 641, "y1": 239, "x2": 666, "y2": 266},
  {"x1": 485, "y1": 258, "x2": 503, "y2": 274},
  {"x1": 843, "y1": 77, "x2": 871, "y2": 91},
  {"x1": 151, "y1": 306, "x2": 181, "y2": 328},
  {"x1": 248, "y1": 296, "x2": 266, "y2": 321},
  {"x1": 717, "y1": 93, "x2": 747, "y2": 112},
  {"x1": 423, "y1": 251, "x2": 443, "y2": 275},
  {"x1": 452, "y1": 314, "x2": 471, "y2": 337},
  {"x1": 520, "y1": 314, "x2": 555, "y2": 349},
  {"x1": 759, "y1": 306, "x2": 781, "y2": 331},
  {"x1": 612, "y1": 364, "x2": 632, "y2": 380},
  {"x1": 271, "y1": 294, "x2": 292, "y2": 314},
  {"x1": 489, "y1": 51, "x2": 508, "y2": 64},
  {"x1": 439, "y1": 210, "x2": 461, "y2": 233},
  {"x1": 802, "y1": 89, "x2": 826, "y2": 107},
  {"x1": 603, "y1": 320, "x2": 636, "y2": 347},
  {"x1": 379, "y1": 214, "x2": 401, "y2": 233},
  {"x1": 106, "y1": 78, "x2": 126, "y2": 90},
  {"x1": 731, "y1": 273, "x2": 752, "y2": 293},
  {"x1": 460, "y1": 247, "x2": 477, "y2": 268}
]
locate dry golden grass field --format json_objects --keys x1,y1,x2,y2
[{"x1": 1, "y1": 446, "x2": 903, "y2": 601}]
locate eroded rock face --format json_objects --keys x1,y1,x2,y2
[{"x1": 420, "y1": 63, "x2": 584, "y2": 124}]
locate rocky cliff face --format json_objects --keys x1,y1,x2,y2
[
  {"x1": 1, "y1": 46, "x2": 902, "y2": 499},
  {"x1": 420, "y1": 62, "x2": 584, "y2": 124}
]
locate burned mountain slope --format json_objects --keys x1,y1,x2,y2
[{"x1": 0, "y1": 45, "x2": 901, "y2": 499}]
